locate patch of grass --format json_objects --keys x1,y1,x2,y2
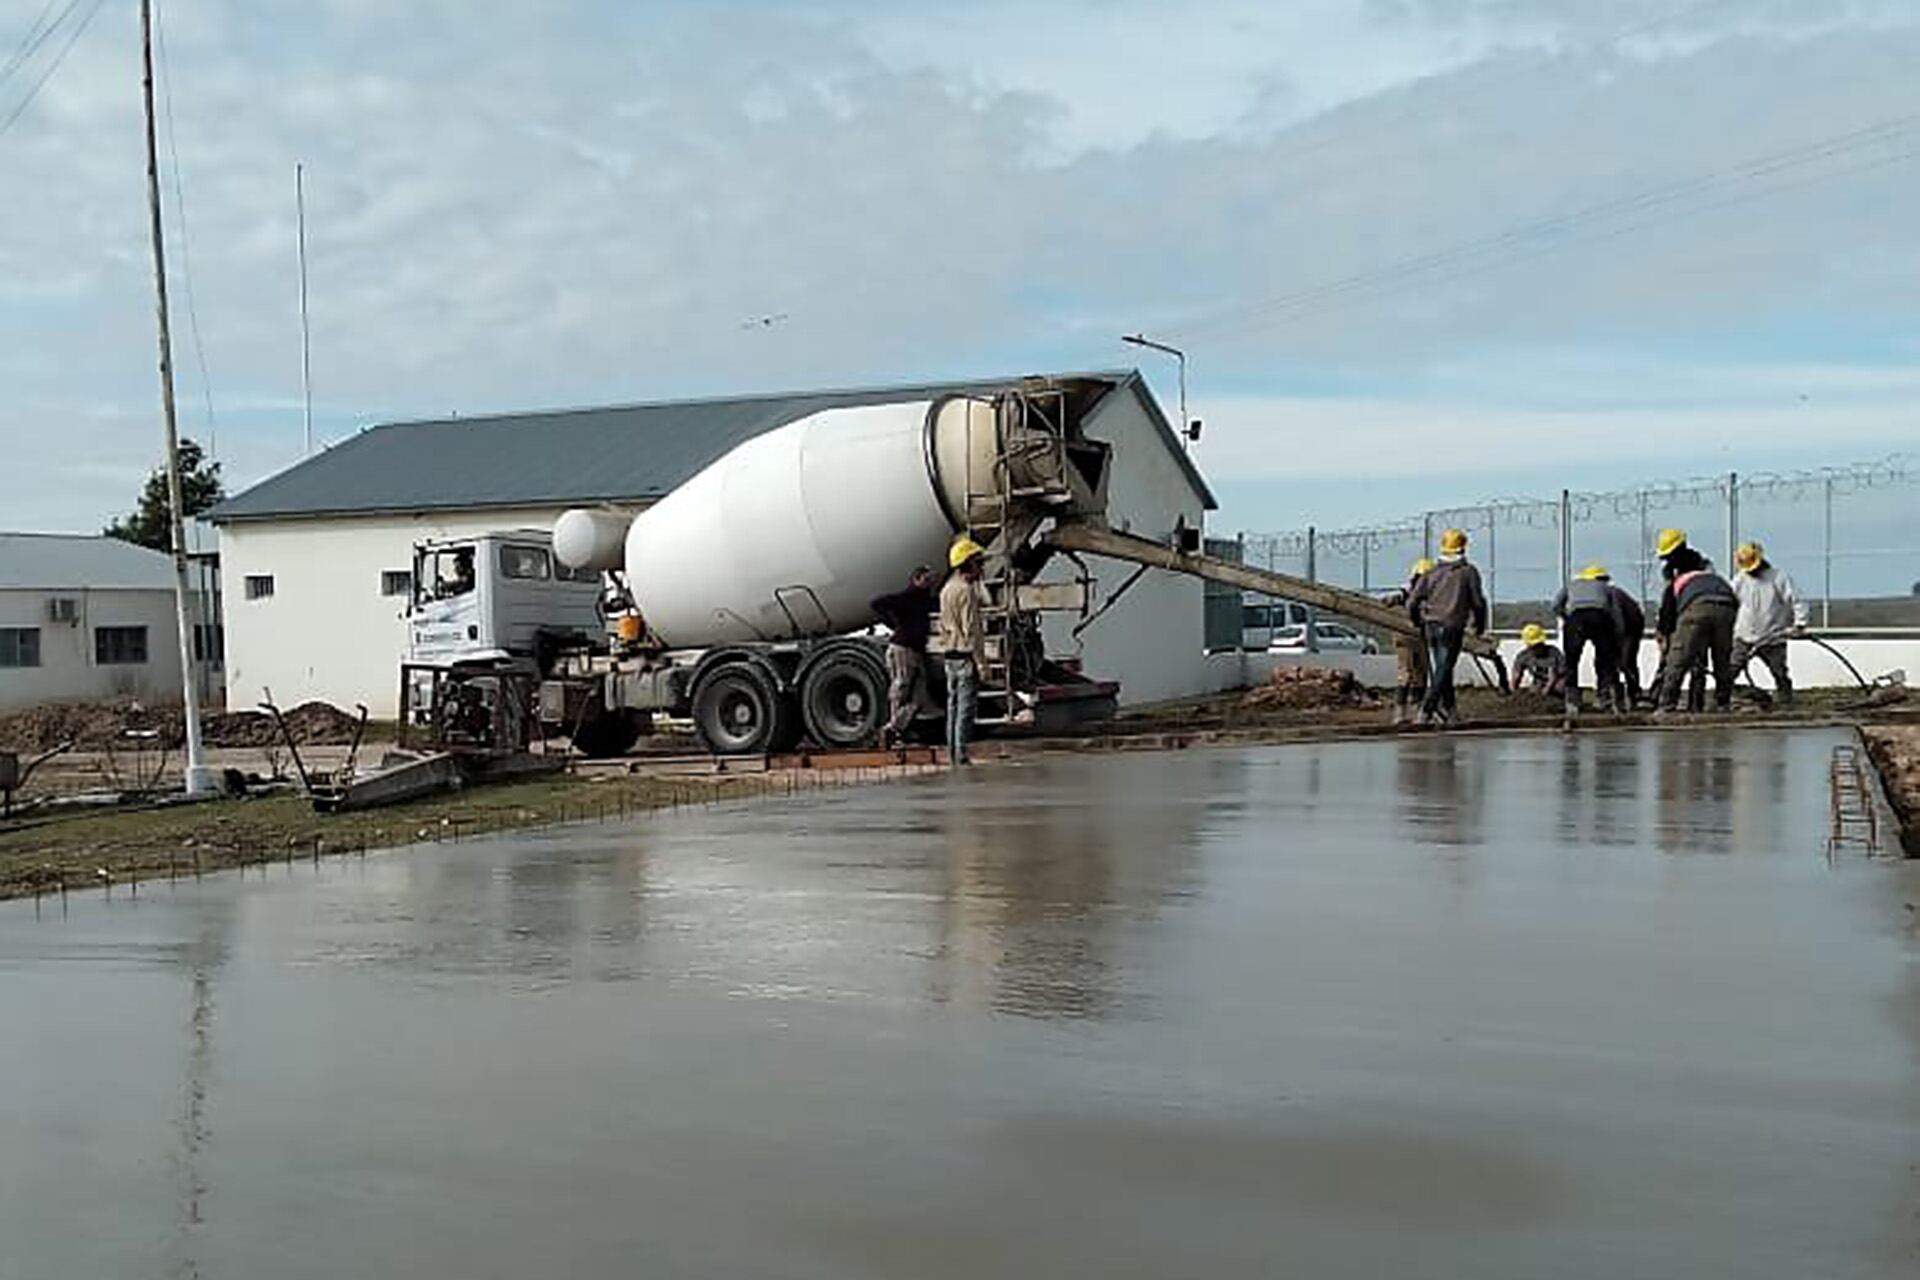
[{"x1": 0, "y1": 770, "x2": 773, "y2": 902}]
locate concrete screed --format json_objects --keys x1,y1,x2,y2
[{"x1": 0, "y1": 728, "x2": 1914, "y2": 1279}]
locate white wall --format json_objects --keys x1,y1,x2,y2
[
  {"x1": 0, "y1": 587, "x2": 187, "y2": 711},
  {"x1": 1042, "y1": 387, "x2": 1210, "y2": 706},
  {"x1": 219, "y1": 506, "x2": 595, "y2": 716}
]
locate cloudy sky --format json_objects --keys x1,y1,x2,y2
[{"x1": 2, "y1": 0, "x2": 1917, "y2": 536}]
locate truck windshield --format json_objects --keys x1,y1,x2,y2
[{"x1": 418, "y1": 548, "x2": 477, "y2": 602}]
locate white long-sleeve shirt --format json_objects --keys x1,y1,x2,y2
[{"x1": 1733, "y1": 565, "x2": 1807, "y2": 643}]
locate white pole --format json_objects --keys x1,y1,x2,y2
[
  {"x1": 141, "y1": 0, "x2": 213, "y2": 797},
  {"x1": 297, "y1": 162, "x2": 314, "y2": 456}
]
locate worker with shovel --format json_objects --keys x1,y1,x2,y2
[
  {"x1": 1552, "y1": 563, "x2": 1626, "y2": 721},
  {"x1": 938, "y1": 536, "x2": 988, "y2": 767},
  {"x1": 1406, "y1": 527, "x2": 1488, "y2": 726},
  {"x1": 1731, "y1": 540, "x2": 1808, "y2": 708},
  {"x1": 1653, "y1": 528, "x2": 1739, "y2": 714},
  {"x1": 1383, "y1": 557, "x2": 1433, "y2": 725}
]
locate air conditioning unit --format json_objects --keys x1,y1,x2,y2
[{"x1": 47, "y1": 597, "x2": 78, "y2": 623}]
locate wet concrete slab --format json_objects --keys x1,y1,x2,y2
[{"x1": 0, "y1": 728, "x2": 1915, "y2": 1278}]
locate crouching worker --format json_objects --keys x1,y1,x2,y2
[
  {"x1": 1384, "y1": 558, "x2": 1433, "y2": 725},
  {"x1": 1552, "y1": 564, "x2": 1624, "y2": 719},
  {"x1": 1512, "y1": 623, "x2": 1564, "y2": 696},
  {"x1": 1731, "y1": 540, "x2": 1807, "y2": 708},
  {"x1": 1653, "y1": 528, "x2": 1738, "y2": 713}
]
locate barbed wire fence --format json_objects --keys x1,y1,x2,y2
[{"x1": 1238, "y1": 454, "x2": 1920, "y2": 631}]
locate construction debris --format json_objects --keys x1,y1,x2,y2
[{"x1": 1241, "y1": 665, "x2": 1381, "y2": 712}]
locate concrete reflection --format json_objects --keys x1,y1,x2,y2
[
  {"x1": 1655, "y1": 733, "x2": 1738, "y2": 854},
  {"x1": 1394, "y1": 739, "x2": 1488, "y2": 849},
  {"x1": 931, "y1": 764, "x2": 1205, "y2": 1020}
]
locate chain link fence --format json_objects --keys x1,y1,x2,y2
[{"x1": 1237, "y1": 455, "x2": 1920, "y2": 632}]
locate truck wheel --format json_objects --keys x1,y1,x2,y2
[
  {"x1": 799, "y1": 650, "x2": 887, "y2": 748},
  {"x1": 573, "y1": 706, "x2": 646, "y2": 759},
  {"x1": 693, "y1": 665, "x2": 790, "y2": 755}
]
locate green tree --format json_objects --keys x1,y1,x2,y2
[{"x1": 104, "y1": 438, "x2": 225, "y2": 552}]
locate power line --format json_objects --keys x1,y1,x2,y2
[
  {"x1": 1172, "y1": 110, "x2": 1920, "y2": 339},
  {"x1": 0, "y1": 0, "x2": 108, "y2": 143},
  {"x1": 153, "y1": 0, "x2": 216, "y2": 457},
  {"x1": 0, "y1": 0, "x2": 66, "y2": 88}
]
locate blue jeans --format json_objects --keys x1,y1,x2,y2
[
  {"x1": 1420, "y1": 623, "x2": 1465, "y2": 719},
  {"x1": 943, "y1": 657, "x2": 976, "y2": 765}
]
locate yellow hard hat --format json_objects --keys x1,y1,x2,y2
[
  {"x1": 1734, "y1": 541, "x2": 1763, "y2": 572},
  {"x1": 1655, "y1": 527, "x2": 1687, "y2": 558},
  {"x1": 1410, "y1": 557, "x2": 1436, "y2": 578},
  {"x1": 948, "y1": 535, "x2": 986, "y2": 569},
  {"x1": 1438, "y1": 527, "x2": 1468, "y2": 555},
  {"x1": 1520, "y1": 623, "x2": 1548, "y2": 647},
  {"x1": 1577, "y1": 563, "x2": 1609, "y2": 581}
]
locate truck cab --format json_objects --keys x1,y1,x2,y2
[{"x1": 407, "y1": 532, "x2": 602, "y2": 669}]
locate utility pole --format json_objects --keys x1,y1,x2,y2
[
  {"x1": 140, "y1": 0, "x2": 213, "y2": 796},
  {"x1": 297, "y1": 162, "x2": 314, "y2": 456}
]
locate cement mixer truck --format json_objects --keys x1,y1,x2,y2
[
  {"x1": 398, "y1": 375, "x2": 1506, "y2": 759},
  {"x1": 545, "y1": 381, "x2": 1124, "y2": 756}
]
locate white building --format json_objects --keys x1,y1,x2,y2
[
  {"x1": 210, "y1": 371, "x2": 1216, "y2": 716},
  {"x1": 0, "y1": 533, "x2": 222, "y2": 712}
]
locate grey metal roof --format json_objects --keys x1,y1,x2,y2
[
  {"x1": 0, "y1": 533, "x2": 177, "y2": 591},
  {"x1": 210, "y1": 370, "x2": 1215, "y2": 523}
]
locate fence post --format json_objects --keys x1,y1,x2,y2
[
  {"x1": 1557, "y1": 490, "x2": 1571, "y2": 644},
  {"x1": 1361, "y1": 535, "x2": 1370, "y2": 593},
  {"x1": 1305, "y1": 525, "x2": 1319, "y2": 653},
  {"x1": 1637, "y1": 488, "x2": 1650, "y2": 608},
  {"x1": 1725, "y1": 471, "x2": 1738, "y2": 571},
  {"x1": 1822, "y1": 475, "x2": 1833, "y2": 629},
  {"x1": 1484, "y1": 506, "x2": 1497, "y2": 622},
  {"x1": 1422, "y1": 513, "x2": 1433, "y2": 560}
]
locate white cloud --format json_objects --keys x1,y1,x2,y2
[{"x1": 1, "y1": 0, "x2": 1918, "y2": 533}]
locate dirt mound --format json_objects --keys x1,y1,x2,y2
[
  {"x1": 0, "y1": 699, "x2": 365, "y2": 753},
  {"x1": 203, "y1": 702, "x2": 365, "y2": 747},
  {"x1": 1241, "y1": 665, "x2": 1379, "y2": 712},
  {"x1": 0, "y1": 700, "x2": 176, "y2": 752}
]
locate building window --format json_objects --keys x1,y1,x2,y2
[
  {"x1": 245, "y1": 574, "x2": 275, "y2": 600},
  {"x1": 381, "y1": 569, "x2": 414, "y2": 597},
  {"x1": 95, "y1": 626, "x2": 149, "y2": 666},
  {"x1": 0, "y1": 627, "x2": 41, "y2": 668},
  {"x1": 193, "y1": 623, "x2": 225, "y2": 665},
  {"x1": 499, "y1": 544, "x2": 551, "y2": 580}
]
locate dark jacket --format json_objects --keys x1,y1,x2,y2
[
  {"x1": 1656, "y1": 564, "x2": 1736, "y2": 637},
  {"x1": 869, "y1": 583, "x2": 936, "y2": 651},
  {"x1": 1407, "y1": 559, "x2": 1488, "y2": 634},
  {"x1": 1607, "y1": 585, "x2": 1645, "y2": 640}
]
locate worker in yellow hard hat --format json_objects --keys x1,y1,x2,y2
[
  {"x1": 1382, "y1": 557, "x2": 1435, "y2": 725},
  {"x1": 1550, "y1": 562, "x2": 1627, "y2": 720},
  {"x1": 1729, "y1": 539, "x2": 1808, "y2": 708},
  {"x1": 1405, "y1": 528, "x2": 1487, "y2": 726},
  {"x1": 936, "y1": 535, "x2": 988, "y2": 765},
  {"x1": 1653, "y1": 527, "x2": 1738, "y2": 713},
  {"x1": 1511, "y1": 622, "x2": 1564, "y2": 696}
]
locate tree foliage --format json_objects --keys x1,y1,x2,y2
[{"x1": 103, "y1": 438, "x2": 225, "y2": 552}]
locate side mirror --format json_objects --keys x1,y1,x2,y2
[{"x1": 1186, "y1": 418, "x2": 1202, "y2": 442}]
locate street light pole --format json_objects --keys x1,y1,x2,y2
[
  {"x1": 1121, "y1": 333, "x2": 1189, "y2": 446},
  {"x1": 140, "y1": 0, "x2": 214, "y2": 797}
]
